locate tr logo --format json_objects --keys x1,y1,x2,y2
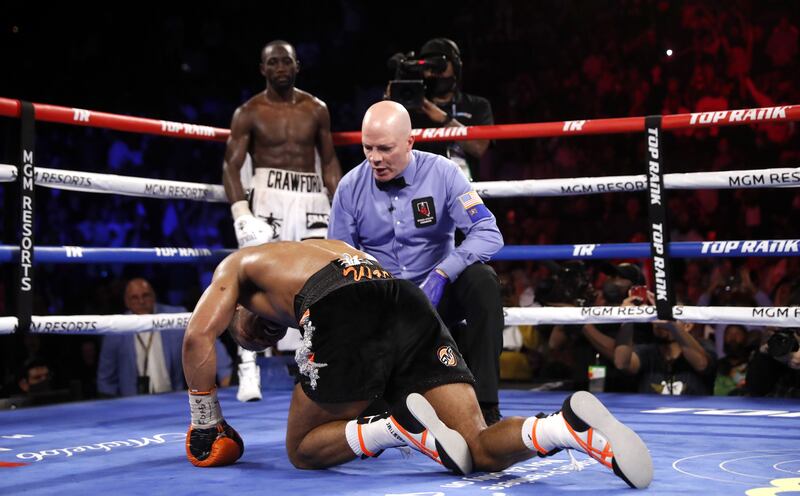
[
  {"x1": 72, "y1": 108, "x2": 90, "y2": 122},
  {"x1": 572, "y1": 244, "x2": 597, "y2": 257},
  {"x1": 65, "y1": 246, "x2": 84, "y2": 258},
  {"x1": 563, "y1": 120, "x2": 586, "y2": 131}
]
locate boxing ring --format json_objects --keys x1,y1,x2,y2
[
  {"x1": 1, "y1": 97, "x2": 800, "y2": 494},
  {"x1": 1, "y1": 388, "x2": 799, "y2": 495}
]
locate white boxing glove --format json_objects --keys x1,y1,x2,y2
[{"x1": 231, "y1": 201, "x2": 272, "y2": 248}]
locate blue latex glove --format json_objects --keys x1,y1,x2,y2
[{"x1": 419, "y1": 269, "x2": 449, "y2": 308}]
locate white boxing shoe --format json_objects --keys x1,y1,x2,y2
[{"x1": 236, "y1": 361, "x2": 262, "y2": 402}]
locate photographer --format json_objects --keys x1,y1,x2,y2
[
  {"x1": 714, "y1": 324, "x2": 755, "y2": 395},
  {"x1": 698, "y1": 263, "x2": 772, "y2": 358},
  {"x1": 539, "y1": 262, "x2": 643, "y2": 392},
  {"x1": 614, "y1": 293, "x2": 716, "y2": 396},
  {"x1": 387, "y1": 38, "x2": 493, "y2": 180},
  {"x1": 745, "y1": 286, "x2": 800, "y2": 397},
  {"x1": 535, "y1": 262, "x2": 596, "y2": 389},
  {"x1": 746, "y1": 329, "x2": 800, "y2": 397},
  {"x1": 580, "y1": 263, "x2": 648, "y2": 358}
]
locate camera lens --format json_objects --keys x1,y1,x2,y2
[{"x1": 767, "y1": 329, "x2": 800, "y2": 357}]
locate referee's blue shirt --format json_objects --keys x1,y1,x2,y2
[{"x1": 328, "y1": 150, "x2": 503, "y2": 284}]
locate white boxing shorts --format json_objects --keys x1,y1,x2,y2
[
  {"x1": 250, "y1": 168, "x2": 331, "y2": 242},
  {"x1": 250, "y1": 167, "x2": 330, "y2": 351}
]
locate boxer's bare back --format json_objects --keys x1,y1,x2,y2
[{"x1": 184, "y1": 239, "x2": 367, "y2": 389}]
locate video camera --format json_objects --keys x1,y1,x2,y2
[
  {"x1": 535, "y1": 261, "x2": 595, "y2": 307},
  {"x1": 386, "y1": 51, "x2": 448, "y2": 110},
  {"x1": 767, "y1": 328, "x2": 800, "y2": 358}
]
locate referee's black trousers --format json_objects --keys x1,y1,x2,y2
[{"x1": 436, "y1": 262, "x2": 503, "y2": 405}]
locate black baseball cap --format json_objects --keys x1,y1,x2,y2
[{"x1": 613, "y1": 263, "x2": 645, "y2": 285}]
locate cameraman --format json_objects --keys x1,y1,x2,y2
[
  {"x1": 745, "y1": 287, "x2": 800, "y2": 397},
  {"x1": 746, "y1": 329, "x2": 800, "y2": 397},
  {"x1": 541, "y1": 263, "x2": 644, "y2": 392},
  {"x1": 535, "y1": 262, "x2": 597, "y2": 389},
  {"x1": 392, "y1": 38, "x2": 493, "y2": 180}
]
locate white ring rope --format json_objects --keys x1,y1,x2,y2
[
  {"x1": 1, "y1": 164, "x2": 797, "y2": 201},
  {"x1": 0, "y1": 313, "x2": 191, "y2": 335},
  {"x1": 0, "y1": 306, "x2": 797, "y2": 335},
  {"x1": 0, "y1": 164, "x2": 226, "y2": 202},
  {"x1": 475, "y1": 167, "x2": 800, "y2": 198},
  {"x1": 504, "y1": 306, "x2": 799, "y2": 326}
]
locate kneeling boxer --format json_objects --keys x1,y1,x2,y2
[{"x1": 183, "y1": 240, "x2": 653, "y2": 488}]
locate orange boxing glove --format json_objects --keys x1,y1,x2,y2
[
  {"x1": 186, "y1": 389, "x2": 244, "y2": 467},
  {"x1": 186, "y1": 420, "x2": 244, "y2": 467}
]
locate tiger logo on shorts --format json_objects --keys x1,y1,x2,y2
[{"x1": 437, "y1": 346, "x2": 458, "y2": 367}]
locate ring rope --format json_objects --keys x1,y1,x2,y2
[
  {"x1": 0, "y1": 313, "x2": 191, "y2": 335},
  {"x1": 0, "y1": 164, "x2": 227, "y2": 202},
  {"x1": 1, "y1": 164, "x2": 797, "y2": 201},
  {"x1": 503, "y1": 306, "x2": 800, "y2": 327},
  {"x1": 475, "y1": 167, "x2": 800, "y2": 198},
  {"x1": 1, "y1": 305, "x2": 797, "y2": 335},
  {"x1": 1, "y1": 240, "x2": 797, "y2": 264},
  {"x1": 0, "y1": 246, "x2": 233, "y2": 264},
  {"x1": 491, "y1": 240, "x2": 800, "y2": 260},
  {"x1": 1, "y1": 97, "x2": 797, "y2": 144}
]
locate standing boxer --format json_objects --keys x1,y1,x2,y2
[{"x1": 222, "y1": 40, "x2": 342, "y2": 402}]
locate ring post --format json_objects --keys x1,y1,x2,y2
[
  {"x1": 644, "y1": 115, "x2": 674, "y2": 320},
  {"x1": 17, "y1": 101, "x2": 35, "y2": 334}
]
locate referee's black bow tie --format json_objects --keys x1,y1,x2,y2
[{"x1": 375, "y1": 176, "x2": 407, "y2": 191}]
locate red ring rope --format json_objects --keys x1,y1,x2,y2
[{"x1": 1, "y1": 97, "x2": 798, "y2": 146}]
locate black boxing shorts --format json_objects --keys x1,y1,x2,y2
[{"x1": 292, "y1": 255, "x2": 475, "y2": 404}]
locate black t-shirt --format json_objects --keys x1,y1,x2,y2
[
  {"x1": 410, "y1": 91, "x2": 493, "y2": 181},
  {"x1": 633, "y1": 342, "x2": 717, "y2": 395}
]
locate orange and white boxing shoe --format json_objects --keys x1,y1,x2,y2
[
  {"x1": 525, "y1": 391, "x2": 653, "y2": 489},
  {"x1": 386, "y1": 393, "x2": 473, "y2": 475}
]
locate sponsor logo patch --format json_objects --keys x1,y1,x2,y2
[
  {"x1": 437, "y1": 346, "x2": 458, "y2": 367},
  {"x1": 306, "y1": 212, "x2": 329, "y2": 229}
]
